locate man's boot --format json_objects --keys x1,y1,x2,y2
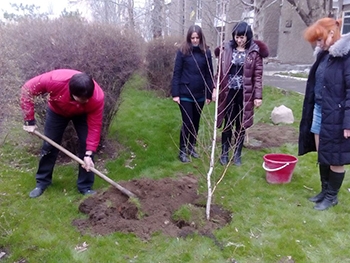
[
  {"x1": 309, "y1": 164, "x2": 330, "y2": 202},
  {"x1": 314, "y1": 170, "x2": 345, "y2": 211},
  {"x1": 220, "y1": 131, "x2": 231, "y2": 165},
  {"x1": 178, "y1": 147, "x2": 190, "y2": 163},
  {"x1": 233, "y1": 131, "x2": 245, "y2": 166}
]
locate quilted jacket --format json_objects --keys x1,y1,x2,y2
[{"x1": 215, "y1": 40, "x2": 269, "y2": 128}]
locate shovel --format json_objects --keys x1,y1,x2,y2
[{"x1": 33, "y1": 130, "x2": 137, "y2": 198}]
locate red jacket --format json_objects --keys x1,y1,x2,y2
[{"x1": 21, "y1": 69, "x2": 105, "y2": 152}]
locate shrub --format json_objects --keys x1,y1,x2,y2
[
  {"x1": 0, "y1": 17, "x2": 143, "y2": 152},
  {"x1": 145, "y1": 36, "x2": 182, "y2": 97}
]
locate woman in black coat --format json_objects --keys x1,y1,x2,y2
[
  {"x1": 171, "y1": 25, "x2": 213, "y2": 162},
  {"x1": 299, "y1": 17, "x2": 350, "y2": 210}
]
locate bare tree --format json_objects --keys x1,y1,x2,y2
[
  {"x1": 70, "y1": 0, "x2": 135, "y2": 28},
  {"x1": 285, "y1": 0, "x2": 334, "y2": 26},
  {"x1": 126, "y1": 0, "x2": 135, "y2": 29},
  {"x1": 151, "y1": 0, "x2": 164, "y2": 38},
  {"x1": 86, "y1": 0, "x2": 118, "y2": 24},
  {"x1": 241, "y1": 0, "x2": 333, "y2": 27}
]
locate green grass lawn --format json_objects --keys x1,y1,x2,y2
[{"x1": 1, "y1": 75, "x2": 350, "y2": 263}]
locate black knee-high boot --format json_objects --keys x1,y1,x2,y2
[
  {"x1": 233, "y1": 131, "x2": 245, "y2": 166},
  {"x1": 220, "y1": 131, "x2": 232, "y2": 165},
  {"x1": 314, "y1": 170, "x2": 345, "y2": 211},
  {"x1": 309, "y1": 164, "x2": 330, "y2": 202}
]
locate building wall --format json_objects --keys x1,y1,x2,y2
[
  {"x1": 260, "y1": 1, "x2": 280, "y2": 57},
  {"x1": 275, "y1": 1, "x2": 315, "y2": 64},
  {"x1": 227, "y1": 0, "x2": 315, "y2": 64}
]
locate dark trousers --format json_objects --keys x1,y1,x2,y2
[
  {"x1": 178, "y1": 100, "x2": 205, "y2": 149},
  {"x1": 222, "y1": 89, "x2": 245, "y2": 144},
  {"x1": 35, "y1": 108, "x2": 94, "y2": 193}
]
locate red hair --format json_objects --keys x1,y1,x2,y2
[{"x1": 304, "y1": 17, "x2": 342, "y2": 44}]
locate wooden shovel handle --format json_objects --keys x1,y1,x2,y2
[{"x1": 33, "y1": 130, "x2": 137, "y2": 198}]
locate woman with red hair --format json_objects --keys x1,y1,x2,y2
[{"x1": 299, "y1": 17, "x2": 350, "y2": 210}]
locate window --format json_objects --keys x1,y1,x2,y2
[{"x1": 342, "y1": 11, "x2": 350, "y2": 35}]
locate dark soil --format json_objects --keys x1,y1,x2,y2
[
  {"x1": 245, "y1": 123, "x2": 298, "y2": 149},
  {"x1": 73, "y1": 175, "x2": 232, "y2": 241},
  {"x1": 72, "y1": 123, "x2": 298, "y2": 240}
]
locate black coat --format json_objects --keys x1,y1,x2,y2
[
  {"x1": 171, "y1": 46, "x2": 213, "y2": 100},
  {"x1": 298, "y1": 33, "x2": 350, "y2": 165}
]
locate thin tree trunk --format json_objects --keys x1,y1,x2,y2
[{"x1": 206, "y1": 25, "x2": 225, "y2": 220}]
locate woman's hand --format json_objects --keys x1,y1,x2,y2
[
  {"x1": 212, "y1": 88, "x2": 217, "y2": 102},
  {"x1": 172, "y1": 97, "x2": 180, "y2": 104},
  {"x1": 206, "y1": 99, "x2": 211, "y2": 105},
  {"x1": 254, "y1": 99, "x2": 262, "y2": 108},
  {"x1": 344, "y1": 129, "x2": 350, "y2": 139}
]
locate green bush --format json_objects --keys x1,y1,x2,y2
[
  {"x1": 0, "y1": 17, "x2": 143, "y2": 152},
  {"x1": 145, "y1": 36, "x2": 182, "y2": 96}
]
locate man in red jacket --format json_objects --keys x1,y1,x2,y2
[{"x1": 21, "y1": 69, "x2": 105, "y2": 198}]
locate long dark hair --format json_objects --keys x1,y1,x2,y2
[
  {"x1": 230, "y1": 21, "x2": 253, "y2": 49},
  {"x1": 180, "y1": 25, "x2": 207, "y2": 55}
]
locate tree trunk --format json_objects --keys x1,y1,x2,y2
[
  {"x1": 286, "y1": 0, "x2": 333, "y2": 26},
  {"x1": 152, "y1": 0, "x2": 163, "y2": 39}
]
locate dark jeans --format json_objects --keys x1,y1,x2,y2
[
  {"x1": 222, "y1": 89, "x2": 245, "y2": 145},
  {"x1": 35, "y1": 108, "x2": 94, "y2": 193},
  {"x1": 179, "y1": 100, "x2": 205, "y2": 149}
]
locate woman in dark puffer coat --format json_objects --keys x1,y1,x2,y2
[
  {"x1": 299, "y1": 17, "x2": 350, "y2": 210},
  {"x1": 214, "y1": 21, "x2": 269, "y2": 166}
]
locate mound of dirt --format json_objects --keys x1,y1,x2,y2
[
  {"x1": 245, "y1": 123, "x2": 298, "y2": 149},
  {"x1": 73, "y1": 175, "x2": 232, "y2": 240},
  {"x1": 72, "y1": 123, "x2": 298, "y2": 240}
]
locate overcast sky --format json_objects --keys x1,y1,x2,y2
[
  {"x1": 0, "y1": 0, "x2": 76, "y2": 16},
  {"x1": 0, "y1": 0, "x2": 144, "y2": 17}
]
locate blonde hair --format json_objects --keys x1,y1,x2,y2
[{"x1": 304, "y1": 17, "x2": 342, "y2": 44}]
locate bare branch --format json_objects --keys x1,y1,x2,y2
[
  {"x1": 240, "y1": 0, "x2": 254, "y2": 7},
  {"x1": 264, "y1": 0, "x2": 279, "y2": 10},
  {"x1": 285, "y1": 0, "x2": 318, "y2": 26}
]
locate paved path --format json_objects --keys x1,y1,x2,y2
[
  {"x1": 263, "y1": 63, "x2": 310, "y2": 95},
  {"x1": 263, "y1": 74, "x2": 307, "y2": 94}
]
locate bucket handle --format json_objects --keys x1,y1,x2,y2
[{"x1": 262, "y1": 162, "x2": 290, "y2": 172}]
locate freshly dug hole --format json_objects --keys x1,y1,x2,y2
[{"x1": 73, "y1": 175, "x2": 232, "y2": 240}]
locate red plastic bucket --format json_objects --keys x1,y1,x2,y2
[{"x1": 262, "y1": 153, "x2": 298, "y2": 184}]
